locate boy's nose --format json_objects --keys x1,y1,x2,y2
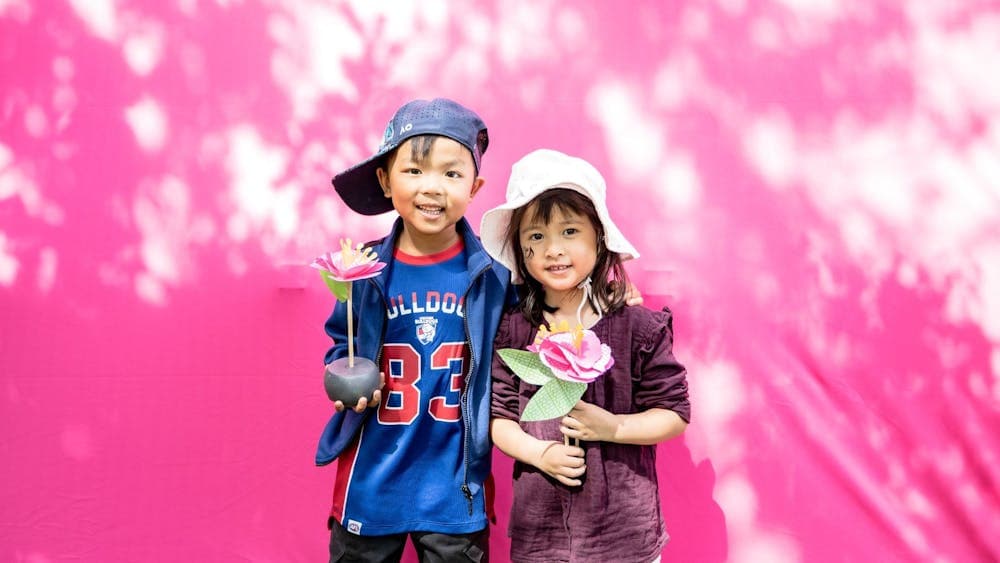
[{"x1": 420, "y1": 174, "x2": 444, "y2": 194}]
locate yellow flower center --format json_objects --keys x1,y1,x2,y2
[
  {"x1": 339, "y1": 238, "x2": 377, "y2": 268},
  {"x1": 534, "y1": 320, "x2": 585, "y2": 351}
]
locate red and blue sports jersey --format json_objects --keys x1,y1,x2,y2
[{"x1": 330, "y1": 240, "x2": 486, "y2": 535}]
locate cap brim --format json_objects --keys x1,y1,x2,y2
[{"x1": 332, "y1": 155, "x2": 394, "y2": 216}]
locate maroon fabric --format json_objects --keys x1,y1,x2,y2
[{"x1": 491, "y1": 306, "x2": 690, "y2": 562}]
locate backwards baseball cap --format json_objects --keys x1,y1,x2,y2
[
  {"x1": 480, "y1": 148, "x2": 639, "y2": 284},
  {"x1": 332, "y1": 98, "x2": 490, "y2": 215}
]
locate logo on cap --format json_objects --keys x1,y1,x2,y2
[{"x1": 380, "y1": 122, "x2": 394, "y2": 151}]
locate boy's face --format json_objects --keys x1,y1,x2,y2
[{"x1": 376, "y1": 137, "x2": 485, "y2": 254}]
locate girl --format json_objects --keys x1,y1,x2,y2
[{"x1": 480, "y1": 149, "x2": 691, "y2": 563}]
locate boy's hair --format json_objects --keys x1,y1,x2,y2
[
  {"x1": 503, "y1": 188, "x2": 630, "y2": 326},
  {"x1": 381, "y1": 135, "x2": 437, "y2": 172}
]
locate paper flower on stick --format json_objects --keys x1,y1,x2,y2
[
  {"x1": 312, "y1": 239, "x2": 387, "y2": 299},
  {"x1": 497, "y1": 320, "x2": 613, "y2": 422},
  {"x1": 311, "y1": 239, "x2": 386, "y2": 367}
]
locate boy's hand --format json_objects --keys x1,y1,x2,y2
[
  {"x1": 333, "y1": 372, "x2": 385, "y2": 414},
  {"x1": 625, "y1": 282, "x2": 643, "y2": 306},
  {"x1": 536, "y1": 441, "x2": 586, "y2": 487},
  {"x1": 561, "y1": 401, "x2": 619, "y2": 442}
]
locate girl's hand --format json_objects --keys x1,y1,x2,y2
[
  {"x1": 561, "y1": 401, "x2": 619, "y2": 442},
  {"x1": 536, "y1": 441, "x2": 587, "y2": 487}
]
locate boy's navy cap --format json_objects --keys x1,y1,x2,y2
[{"x1": 332, "y1": 98, "x2": 490, "y2": 215}]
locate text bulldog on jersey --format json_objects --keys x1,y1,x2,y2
[{"x1": 386, "y1": 291, "x2": 465, "y2": 320}]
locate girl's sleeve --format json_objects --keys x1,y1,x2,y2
[
  {"x1": 491, "y1": 313, "x2": 521, "y2": 421},
  {"x1": 633, "y1": 307, "x2": 691, "y2": 422}
]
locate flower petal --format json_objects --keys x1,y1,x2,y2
[
  {"x1": 533, "y1": 328, "x2": 612, "y2": 383},
  {"x1": 312, "y1": 248, "x2": 387, "y2": 282}
]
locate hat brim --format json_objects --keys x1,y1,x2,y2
[
  {"x1": 332, "y1": 154, "x2": 394, "y2": 216},
  {"x1": 480, "y1": 206, "x2": 519, "y2": 281}
]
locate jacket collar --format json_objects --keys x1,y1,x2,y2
[{"x1": 373, "y1": 217, "x2": 492, "y2": 283}]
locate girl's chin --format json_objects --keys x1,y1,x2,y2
[
  {"x1": 539, "y1": 283, "x2": 581, "y2": 297},
  {"x1": 542, "y1": 272, "x2": 580, "y2": 285}
]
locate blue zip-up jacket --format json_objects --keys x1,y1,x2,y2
[{"x1": 315, "y1": 217, "x2": 513, "y2": 511}]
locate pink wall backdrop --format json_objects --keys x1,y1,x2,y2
[{"x1": 2, "y1": 1, "x2": 999, "y2": 562}]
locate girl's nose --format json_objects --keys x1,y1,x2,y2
[{"x1": 544, "y1": 242, "x2": 565, "y2": 257}]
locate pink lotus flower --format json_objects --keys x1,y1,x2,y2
[
  {"x1": 311, "y1": 239, "x2": 387, "y2": 368},
  {"x1": 311, "y1": 239, "x2": 386, "y2": 282},
  {"x1": 529, "y1": 323, "x2": 613, "y2": 383}
]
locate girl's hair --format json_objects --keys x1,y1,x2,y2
[{"x1": 503, "y1": 188, "x2": 631, "y2": 326}]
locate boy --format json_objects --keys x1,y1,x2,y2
[{"x1": 316, "y1": 98, "x2": 513, "y2": 562}]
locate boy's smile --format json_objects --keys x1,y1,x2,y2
[{"x1": 377, "y1": 137, "x2": 484, "y2": 256}]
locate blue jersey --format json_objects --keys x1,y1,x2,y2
[{"x1": 330, "y1": 241, "x2": 486, "y2": 535}]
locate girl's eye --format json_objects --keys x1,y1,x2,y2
[
  {"x1": 404, "y1": 168, "x2": 421, "y2": 175},
  {"x1": 563, "y1": 228, "x2": 579, "y2": 236},
  {"x1": 445, "y1": 170, "x2": 461, "y2": 178},
  {"x1": 525, "y1": 233, "x2": 543, "y2": 242}
]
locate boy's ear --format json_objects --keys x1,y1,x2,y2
[
  {"x1": 470, "y1": 177, "x2": 486, "y2": 199},
  {"x1": 376, "y1": 167, "x2": 391, "y2": 197}
]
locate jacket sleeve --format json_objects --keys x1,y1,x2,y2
[
  {"x1": 315, "y1": 292, "x2": 363, "y2": 466},
  {"x1": 323, "y1": 299, "x2": 349, "y2": 365},
  {"x1": 632, "y1": 307, "x2": 691, "y2": 422}
]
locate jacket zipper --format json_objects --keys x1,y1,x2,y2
[
  {"x1": 461, "y1": 312, "x2": 476, "y2": 516},
  {"x1": 460, "y1": 263, "x2": 490, "y2": 516}
]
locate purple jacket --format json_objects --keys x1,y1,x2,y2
[{"x1": 492, "y1": 305, "x2": 690, "y2": 563}]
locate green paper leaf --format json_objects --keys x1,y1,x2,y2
[
  {"x1": 521, "y1": 379, "x2": 587, "y2": 422},
  {"x1": 497, "y1": 349, "x2": 554, "y2": 386},
  {"x1": 320, "y1": 270, "x2": 350, "y2": 302}
]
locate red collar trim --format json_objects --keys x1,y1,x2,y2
[{"x1": 394, "y1": 238, "x2": 465, "y2": 265}]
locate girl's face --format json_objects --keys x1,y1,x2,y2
[{"x1": 518, "y1": 202, "x2": 599, "y2": 305}]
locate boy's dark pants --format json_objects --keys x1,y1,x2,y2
[{"x1": 329, "y1": 519, "x2": 488, "y2": 563}]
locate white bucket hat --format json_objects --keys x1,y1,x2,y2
[{"x1": 480, "y1": 148, "x2": 639, "y2": 284}]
